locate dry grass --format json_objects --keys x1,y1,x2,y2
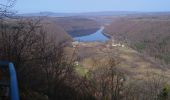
[{"x1": 75, "y1": 42, "x2": 170, "y2": 79}]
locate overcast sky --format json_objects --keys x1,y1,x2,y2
[{"x1": 10, "y1": 0, "x2": 170, "y2": 13}]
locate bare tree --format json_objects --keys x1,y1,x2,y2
[
  {"x1": 0, "y1": 0, "x2": 16, "y2": 18},
  {"x1": 90, "y1": 57, "x2": 125, "y2": 100},
  {"x1": 124, "y1": 73, "x2": 169, "y2": 100},
  {"x1": 0, "y1": 8, "x2": 79, "y2": 99}
]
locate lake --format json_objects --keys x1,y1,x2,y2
[{"x1": 74, "y1": 27, "x2": 109, "y2": 42}]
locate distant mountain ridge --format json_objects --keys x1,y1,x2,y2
[
  {"x1": 18, "y1": 11, "x2": 170, "y2": 17},
  {"x1": 19, "y1": 11, "x2": 146, "y2": 17}
]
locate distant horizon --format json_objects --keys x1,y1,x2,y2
[{"x1": 18, "y1": 10, "x2": 170, "y2": 14}]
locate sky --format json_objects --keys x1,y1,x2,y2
[{"x1": 7, "y1": 0, "x2": 170, "y2": 13}]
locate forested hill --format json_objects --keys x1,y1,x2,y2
[
  {"x1": 40, "y1": 18, "x2": 72, "y2": 43},
  {"x1": 55, "y1": 17, "x2": 100, "y2": 37},
  {"x1": 104, "y1": 16, "x2": 170, "y2": 65}
]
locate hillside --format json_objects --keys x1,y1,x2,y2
[
  {"x1": 18, "y1": 17, "x2": 101, "y2": 43},
  {"x1": 54, "y1": 17, "x2": 100, "y2": 37},
  {"x1": 40, "y1": 18, "x2": 72, "y2": 43},
  {"x1": 73, "y1": 42, "x2": 170, "y2": 79},
  {"x1": 104, "y1": 15, "x2": 170, "y2": 65}
]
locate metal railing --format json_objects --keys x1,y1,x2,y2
[{"x1": 0, "y1": 61, "x2": 19, "y2": 100}]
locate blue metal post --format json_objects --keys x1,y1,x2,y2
[{"x1": 0, "y1": 61, "x2": 20, "y2": 100}]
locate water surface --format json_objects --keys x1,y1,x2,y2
[{"x1": 74, "y1": 27, "x2": 109, "y2": 42}]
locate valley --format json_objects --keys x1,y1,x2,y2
[
  {"x1": 2, "y1": 9, "x2": 170, "y2": 99},
  {"x1": 36, "y1": 14, "x2": 170, "y2": 80}
]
